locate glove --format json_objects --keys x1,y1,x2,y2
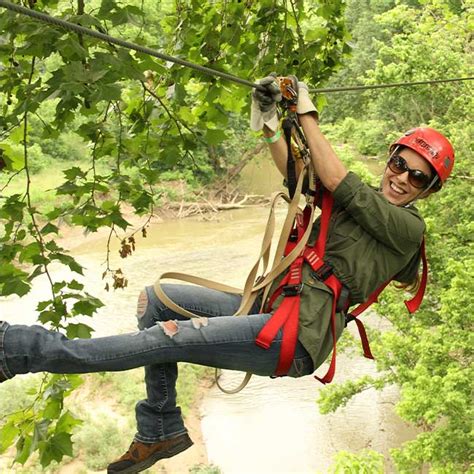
[
  {"x1": 296, "y1": 82, "x2": 318, "y2": 116},
  {"x1": 250, "y1": 75, "x2": 282, "y2": 132}
]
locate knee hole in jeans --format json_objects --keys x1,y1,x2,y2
[{"x1": 136, "y1": 289, "x2": 148, "y2": 319}]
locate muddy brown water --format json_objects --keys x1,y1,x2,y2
[{"x1": 0, "y1": 157, "x2": 415, "y2": 473}]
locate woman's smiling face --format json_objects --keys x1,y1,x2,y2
[{"x1": 381, "y1": 147, "x2": 433, "y2": 206}]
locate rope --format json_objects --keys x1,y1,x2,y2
[{"x1": 0, "y1": 0, "x2": 472, "y2": 94}]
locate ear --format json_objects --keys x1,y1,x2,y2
[{"x1": 418, "y1": 188, "x2": 437, "y2": 200}]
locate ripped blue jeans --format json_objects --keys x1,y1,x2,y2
[{"x1": 0, "y1": 284, "x2": 314, "y2": 442}]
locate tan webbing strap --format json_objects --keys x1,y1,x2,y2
[
  {"x1": 214, "y1": 369, "x2": 253, "y2": 395},
  {"x1": 153, "y1": 188, "x2": 287, "y2": 319},
  {"x1": 233, "y1": 191, "x2": 285, "y2": 316},
  {"x1": 235, "y1": 168, "x2": 310, "y2": 316},
  {"x1": 153, "y1": 272, "x2": 243, "y2": 319},
  {"x1": 152, "y1": 164, "x2": 314, "y2": 393}
]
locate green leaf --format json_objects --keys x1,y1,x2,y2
[
  {"x1": 67, "y1": 280, "x2": 84, "y2": 291},
  {"x1": 1, "y1": 279, "x2": 31, "y2": 297},
  {"x1": 52, "y1": 281, "x2": 67, "y2": 293},
  {"x1": 38, "y1": 310, "x2": 61, "y2": 326},
  {"x1": 43, "y1": 398, "x2": 62, "y2": 420},
  {"x1": 37, "y1": 299, "x2": 53, "y2": 311},
  {"x1": 94, "y1": 83, "x2": 122, "y2": 101},
  {"x1": 19, "y1": 242, "x2": 42, "y2": 263},
  {"x1": 52, "y1": 253, "x2": 84, "y2": 275},
  {"x1": 55, "y1": 411, "x2": 82, "y2": 433},
  {"x1": 0, "y1": 422, "x2": 20, "y2": 454},
  {"x1": 72, "y1": 300, "x2": 100, "y2": 317},
  {"x1": 62, "y1": 166, "x2": 86, "y2": 180},
  {"x1": 316, "y1": 94, "x2": 328, "y2": 113},
  {"x1": 39, "y1": 432, "x2": 73, "y2": 466},
  {"x1": 101, "y1": 200, "x2": 117, "y2": 211},
  {"x1": 32, "y1": 420, "x2": 50, "y2": 450},
  {"x1": 0, "y1": 143, "x2": 25, "y2": 171},
  {"x1": 205, "y1": 128, "x2": 227, "y2": 145},
  {"x1": 65, "y1": 323, "x2": 94, "y2": 339},
  {"x1": 15, "y1": 435, "x2": 33, "y2": 465},
  {"x1": 56, "y1": 37, "x2": 88, "y2": 61}
]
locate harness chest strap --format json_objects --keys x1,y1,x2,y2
[{"x1": 256, "y1": 190, "x2": 340, "y2": 379}]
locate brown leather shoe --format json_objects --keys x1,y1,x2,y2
[{"x1": 107, "y1": 433, "x2": 193, "y2": 473}]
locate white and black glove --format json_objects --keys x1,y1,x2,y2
[
  {"x1": 296, "y1": 82, "x2": 318, "y2": 116},
  {"x1": 250, "y1": 75, "x2": 282, "y2": 132}
]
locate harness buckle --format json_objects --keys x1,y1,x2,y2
[
  {"x1": 288, "y1": 233, "x2": 298, "y2": 242},
  {"x1": 344, "y1": 313, "x2": 356, "y2": 327},
  {"x1": 311, "y1": 263, "x2": 333, "y2": 282},
  {"x1": 336, "y1": 285, "x2": 351, "y2": 313},
  {"x1": 282, "y1": 284, "x2": 304, "y2": 297}
]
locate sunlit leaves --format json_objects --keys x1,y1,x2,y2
[
  {"x1": 0, "y1": 375, "x2": 83, "y2": 465},
  {"x1": 0, "y1": 262, "x2": 31, "y2": 297}
]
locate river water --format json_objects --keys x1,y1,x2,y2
[{"x1": 0, "y1": 157, "x2": 416, "y2": 473}]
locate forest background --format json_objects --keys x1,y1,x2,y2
[{"x1": 0, "y1": 0, "x2": 472, "y2": 472}]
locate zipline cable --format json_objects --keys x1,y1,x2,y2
[
  {"x1": 0, "y1": 0, "x2": 472, "y2": 94},
  {"x1": 309, "y1": 77, "x2": 473, "y2": 93},
  {"x1": 0, "y1": 0, "x2": 259, "y2": 90}
]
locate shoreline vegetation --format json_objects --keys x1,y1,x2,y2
[{"x1": 0, "y1": 366, "x2": 219, "y2": 473}]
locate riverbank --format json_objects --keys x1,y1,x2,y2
[{"x1": 0, "y1": 367, "x2": 216, "y2": 473}]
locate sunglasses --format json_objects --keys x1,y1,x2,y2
[{"x1": 388, "y1": 154, "x2": 432, "y2": 189}]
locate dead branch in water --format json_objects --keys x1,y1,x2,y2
[
  {"x1": 212, "y1": 143, "x2": 267, "y2": 198},
  {"x1": 157, "y1": 143, "x2": 271, "y2": 219},
  {"x1": 163, "y1": 194, "x2": 271, "y2": 219}
]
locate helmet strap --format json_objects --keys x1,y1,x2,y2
[{"x1": 412, "y1": 175, "x2": 440, "y2": 203}]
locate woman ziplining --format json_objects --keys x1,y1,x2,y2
[{"x1": 0, "y1": 74, "x2": 455, "y2": 473}]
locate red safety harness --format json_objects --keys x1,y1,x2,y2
[
  {"x1": 254, "y1": 107, "x2": 428, "y2": 383},
  {"x1": 256, "y1": 187, "x2": 428, "y2": 382}
]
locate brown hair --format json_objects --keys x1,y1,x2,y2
[{"x1": 394, "y1": 273, "x2": 421, "y2": 294}]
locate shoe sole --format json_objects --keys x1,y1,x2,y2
[{"x1": 110, "y1": 436, "x2": 194, "y2": 474}]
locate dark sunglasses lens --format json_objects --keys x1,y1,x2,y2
[
  {"x1": 388, "y1": 156, "x2": 406, "y2": 174},
  {"x1": 409, "y1": 171, "x2": 430, "y2": 189}
]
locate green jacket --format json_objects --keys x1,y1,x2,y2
[{"x1": 295, "y1": 172, "x2": 426, "y2": 370}]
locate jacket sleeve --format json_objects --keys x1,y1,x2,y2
[
  {"x1": 394, "y1": 248, "x2": 422, "y2": 283},
  {"x1": 332, "y1": 172, "x2": 425, "y2": 254}
]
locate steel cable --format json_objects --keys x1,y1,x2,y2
[
  {"x1": 0, "y1": 0, "x2": 472, "y2": 94},
  {"x1": 310, "y1": 77, "x2": 473, "y2": 93},
  {"x1": 0, "y1": 0, "x2": 259, "y2": 89}
]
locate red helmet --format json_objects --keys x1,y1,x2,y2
[{"x1": 390, "y1": 127, "x2": 455, "y2": 188}]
